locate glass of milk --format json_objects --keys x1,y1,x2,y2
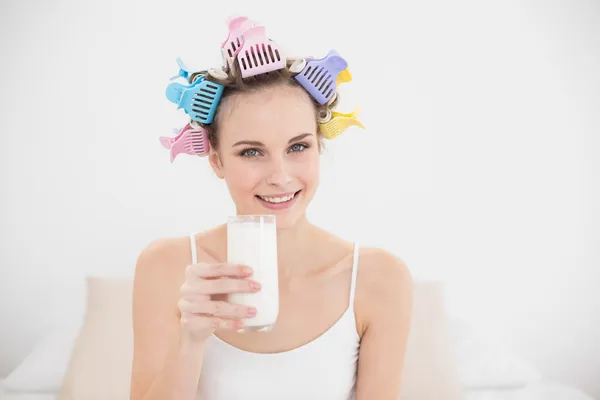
[{"x1": 227, "y1": 215, "x2": 279, "y2": 332}]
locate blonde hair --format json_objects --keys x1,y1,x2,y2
[{"x1": 188, "y1": 56, "x2": 339, "y2": 151}]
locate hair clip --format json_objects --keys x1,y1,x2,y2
[
  {"x1": 318, "y1": 107, "x2": 365, "y2": 140},
  {"x1": 336, "y1": 68, "x2": 352, "y2": 86},
  {"x1": 170, "y1": 57, "x2": 204, "y2": 82},
  {"x1": 236, "y1": 23, "x2": 286, "y2": 78},
  {"x1": 295, "y1": 49, "x2": 350, "y2": 105},
  {"x1": 167, "y1": 124, "x2": 211, "y2": 162},
  {"x1": 165, "y1": 75, "x2": 224, "y2": 124},
  {"x1": 221, "y1": 16, "x2": 258, "y2": 71},
  {"x1": 159, "y1": 123, "x2": 191, "y2": 149}
]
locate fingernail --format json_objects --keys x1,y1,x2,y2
[
  {"x1": 247, "y1": 307, "x2": 257, "y2": 317},
  {"x1": 241, "y1": 266, "x2": 253, "y2": 275},
  {"x1": 251, "y1": 281, "x2": 261, "y2": 291}
]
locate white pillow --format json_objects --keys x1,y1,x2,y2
[
  {"x1": 2, "y1": 321, "x2": 82, "y2": 393},
  {"x1": 399, "y1": 281, "x2": 465, "y2": 399},
  {"x1": 58, "y1": 277, "x2": 134, "y2": 400},
  {"x1": 449, "y1": 319, "x2": 542, "y2": 389}
]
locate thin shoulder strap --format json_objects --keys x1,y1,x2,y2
[
  {"x1": 349, "y1": 243, "x2": 360, "y2": 307},
  {"x1": 189, "y1": 233, "x2": 197, "y2": 264}
]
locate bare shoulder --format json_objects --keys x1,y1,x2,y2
[
  {"x1": 135, "y1": 235, "x2": 193, "y2": 278},
  {"x1": 354, "y1": 247, "x2": 414, "y2": 334},
  {"x1": 137, "y1": 236, "x2": 189, "y2": 262},
  {"x1": 357, "y1": 247, "x2": 412, "y2": 290},
  {"x1": 133, "y1": 228, "x2": 224, "y2": 286},
  {"x1": 132, "y1": 236, "x2": 193, "y2": 308}
]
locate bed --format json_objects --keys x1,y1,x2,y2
[
  {"x1": 1, "y1": 379, "x2": 595, "y2": 400},
  {"x1": 0, "y1": 380, "x2": 57, "y2": 400},
  {"x1": 465, "y1": 382, "x2": 596, "y2": 400},
  {"x1": 0, "y1": 278, "x2": 595, "y2": 400}
]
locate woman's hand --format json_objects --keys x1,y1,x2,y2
[{"x1": 177, "y1": 262, "x2": 260, "y2": 342}]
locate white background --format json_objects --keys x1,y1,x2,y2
[{"x1": 1, "y1": 0, "x2": 598, "y2": 397}]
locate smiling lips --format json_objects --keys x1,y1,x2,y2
[{"x1": 256, "y1": 190, "x2": 301, "y2": 210}]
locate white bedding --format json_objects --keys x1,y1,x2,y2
[
  {"x1": 465, "y1": 381, "x2": 596, "y2": 400},
  {"x1": 0, "y1": 380, "x2": 56, "y2": 400},
  {"x1": 2, "y1": 313, "x2": 595, "y2": 400},
  {"x1": 1, "y1": 380, "x2": 595, "y2": 400}
]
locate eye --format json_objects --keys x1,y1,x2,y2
[
  {"x1": 289, "y1": 143, "x2": 309, "y2": 153},
  {"x1": 240, "y1": 148, "x2": 262, "y2": 158}
]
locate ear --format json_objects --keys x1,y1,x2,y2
[{"x1": 208, "y1": 148, "x2": 225, "y2": 179}]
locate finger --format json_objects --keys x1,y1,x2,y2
[
  {"x1": 180, "y1": 313, "x2": 244, "y2": 331},
  {"x1": 195, "y1": 277, "x2": 261, "y2": 295},
  {"x1": 179, "y1": 299, "x2": 256, "y2": 319},
  {"x1": 179, "y1": 281, "x2": 211, "y2": 300},
  {"x1": 186, "y1": 263, "x2": 253, "y2": 280}
]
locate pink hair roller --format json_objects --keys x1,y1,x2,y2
[
  {"x1": 236, "y1": 22, "x2": 286, "y2": 78},
  {"x1": 159, "y1": 123, "x2": 211, "y2": 162},
  {"x1": 221, "y1": 16, "x2": 256, "y2": 70},
  {"x1": 159, "y1": 124, "x2": 190, "y2": 149}
]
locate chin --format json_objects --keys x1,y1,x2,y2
[{"x1": 273, "y1": 212, "x2": 304, "y2": 231}]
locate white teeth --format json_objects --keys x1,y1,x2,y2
[{"x1": 259, "y1": 193, "x2": 295, "y2": 203}]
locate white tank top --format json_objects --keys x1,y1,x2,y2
[{"x1": 189, "y1": 234, "x2": 361, "y2": 400}]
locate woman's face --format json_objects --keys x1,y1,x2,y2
[{"x1": 209, "y1": 83, "x2": 320, "y2": 229}]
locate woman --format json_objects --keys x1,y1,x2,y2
[{"x1": 130, "y1": 15, "x2": 413, "y2": 400}]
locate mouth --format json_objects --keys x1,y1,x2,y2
[{"x1": 255, "y1": 190, "x2": 302, "y2": 210}]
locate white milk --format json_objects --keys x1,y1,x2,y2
[{"x1": 227, "y1": 216, "x2": 279, "y2": 332}]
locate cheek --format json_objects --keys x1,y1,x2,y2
[
  {"x1": 224, "y1": 159, "x2": 261, "y2": 193},
  {"x1": 295, "y1": 152, "x2": 320, "y2": 184}
]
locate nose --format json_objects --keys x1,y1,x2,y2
[{"x1": 265, "y1": 155, "x2": 292, "y2": 187}]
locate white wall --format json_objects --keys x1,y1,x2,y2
[{"x1": 1, "y1": 0, "x2": 598, "y2": 397}]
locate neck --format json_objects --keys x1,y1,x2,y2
[{"x1": 275, "y1": 214, "x2": 318, "y2": 274}]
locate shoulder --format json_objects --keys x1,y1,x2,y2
[
  {"x1": 135, "y1": 235, "x2": 193, "y2": 273},
  {"x1": 354, "y1": 247, "x2": 414, "y2": 333},
  {"x1": 133, "y1": 235, "x2": 193, "y2": 298},
  {"x1": 133, "y1": 228, "x2": 224, "y2": 283},
  {"x1": 356, "y1": 247, "x2": 413, "y2": 293},
  {"x1": 132, "y1": 232, "x2": 221, "y2": 322}
]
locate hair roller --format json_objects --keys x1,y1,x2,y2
[{"x1": 316, "y1": 107, "x2": 332, "y2": 123}]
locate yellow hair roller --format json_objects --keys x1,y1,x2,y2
[
  {"x1": 336, "y1": 68, "x2": 352, "y2": 87},
  {"x1": 319, "y1": 107, "x2": 365, "y2": 140}
]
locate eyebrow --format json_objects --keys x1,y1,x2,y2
[{"x1": 232, "y1": 133, "x2": 314, "y2": 147}]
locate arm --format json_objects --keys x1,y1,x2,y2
[
  {"x1": 130, "y1": 239, "x2": 206, "y2": 400},
  {"x1": 354, "y1": 251, "x2": 414, "y2": 400}
]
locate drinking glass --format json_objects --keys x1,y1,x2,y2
[{"x1": 227, "y1": 215, "x2": 279, "y2": 332}]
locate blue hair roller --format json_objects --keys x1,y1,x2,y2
[
  {"x1": 165, "y1": 75, "x2": 224, "y2": 124},
  {"x1": 170, "y1": 57, "x2": 203, "y2": 82}
]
